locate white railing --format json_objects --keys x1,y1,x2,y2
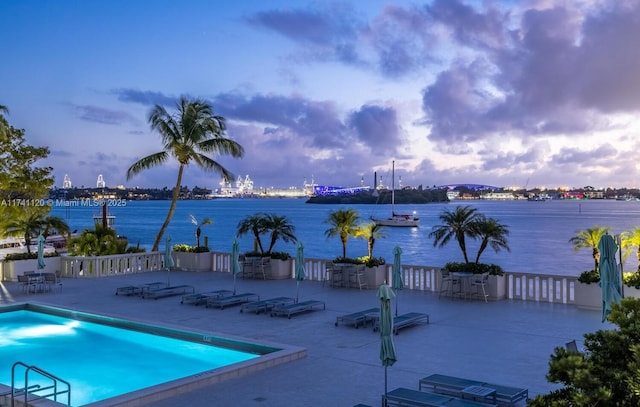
[
  {"x1": 59, "y1": 251, "x2": 165, "y2": 278},
  {"x1": 58, "y1": 251, "x2": 580, "y2": 305}
]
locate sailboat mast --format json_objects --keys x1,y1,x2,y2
[{"x1": 391, "y1": 160, "x2": 395, "y2": 215}]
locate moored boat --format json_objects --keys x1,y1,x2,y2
[{"x1": 371, "y1": 161, "x2": 420, "y2": 227}]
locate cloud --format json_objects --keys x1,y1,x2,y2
[
  {"x1": 112, "y1": 89, "x2": 177, "y2": 106},
  {"x1": 246, "y1": 3, "x2": 365, "y2": 65},
  {"x1": 73, "y1": 104, "x2": 138, "y2": 125},
  {"x1": 213, "y1": 92, "x2": 348, "y2": 149},
  {"x1": 347, "y1": 104, "x2": 401, "y2": 154}
]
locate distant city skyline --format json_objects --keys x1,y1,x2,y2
[{"x1": 2, "y1": 0, "x2": 640, "y2": 190}]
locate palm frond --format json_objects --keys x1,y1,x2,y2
[{"x1": 126, "y1": 151, "x2": 168, "y2": 179}]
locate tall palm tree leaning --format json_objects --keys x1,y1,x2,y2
[
  {"x1": 569, "y1": 225, "x2": 611, "y2": 271},
  {"x1": 127, "y1": 97, "x2": 244, "y2": 251},
  {"x1": 473, "y1": 215, "x2": 510, "y2": 264},
  {"x1": 429, "y1": 205, "x2": 481, "y2": 263},
  {"x1": 324, "y1": 208, "x2": 360, "y2": 258}
]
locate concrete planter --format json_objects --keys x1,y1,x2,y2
[
  {"x1": 1, "y1": 258, "x2": 60, "y2": 281},
  {"x1": 364, "y1": 265, "x2": 386, "y2": 289},
  {"x1": 488, "y1": 275, "x2": 507, "y2": 300},
  {"x1": 173, "y1": 251, "x2": 212, "y2": 271},
  {"x1": 574, "y1": 282, "x2": 601, "y2": 310},
  {"x1": 269, "y1": 258, "x2": 293, "y2": 280}
]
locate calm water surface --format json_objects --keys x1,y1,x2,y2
[{"x1": 51, "y1": 199, "x2": 640, "y2": 277}]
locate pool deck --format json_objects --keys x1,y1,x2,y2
[{"x1": 0, "y1": 270, "x2": 610, "y2": 406}]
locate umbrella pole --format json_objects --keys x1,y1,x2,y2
[
  {"x1": 383, "y1": 366, "x2": 388, "y2": 407},
  {"x1": 395, "y1": 296, "x2": 398, "y2": 317},
  {"x1": 296, "y1": 281, "x2": 300, "y2": 304},
  {"x1": 167, "y1": 268, "x2": 170, "y2": 286},
  {"x1": 233, "y1": 275, "x2": 237, "y2": 295}
]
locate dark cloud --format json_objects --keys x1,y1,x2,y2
[
  {"x1": 347, "y1": 104, "x2": 400, "y2": 154},
  {"x1": 112, "y1": 89, "x2": 177, "y2": 106},
  {"x1": 246, "y1": 3, "x2": 365, "y2": 65},
  {"x1": 214, "y1": 92, "x2": 347, "y2": 149},
  {"x1": 74, "y1": 105, "x2": 138, "y2": 125}
]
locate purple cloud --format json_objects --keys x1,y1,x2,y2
[
  {"x1": 74, "y1": 105, "x2": 138, "y2": 125},
  {"x1": 347, "y1": 104, "x2": 400, "y2": 154}
]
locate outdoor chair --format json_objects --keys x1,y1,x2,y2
[
  {"x1": 322, "y1": 261, "x2": 334, "y2": 287},
  {"x1": 256, "y1": 257, "x2": 270, "y2": 280},
  {"x1": 44, "y1": 272, "x2": 62, "y2": 293},
  {"x1": 17, "y1": 274, "x2": 37, "y2": 294},
  {"x1": 349, "y1": 265, "x2": 367, "y2": 290},
  {"x1": 471, "y1": 273, "x2": 489, "y2": 302},
  {"x1": 439, "y1": 271, "x2": 460, "y2": 298}
]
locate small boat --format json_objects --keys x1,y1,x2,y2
[
  {"x1": 0, "y1": 237, "x2": 57, "y2": 260},
  {"x1": 371, "y1": 161, "x2": 420, "y2": 227}
]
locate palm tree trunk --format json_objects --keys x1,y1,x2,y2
[{"x1": 152, "y1": 164, "x2": 184, "y2": 251}]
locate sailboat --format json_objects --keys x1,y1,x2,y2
[{"x1": 371, "y1": 161, "x2": 420, "y2": 227}]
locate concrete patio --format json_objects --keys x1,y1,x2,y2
[{"x1": 0, "y1": 270, "x2": 610, "y2": 406}]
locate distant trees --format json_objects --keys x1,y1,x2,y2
[{"x1": 127, "y1": 96, "x2": 244, "y2": 251}]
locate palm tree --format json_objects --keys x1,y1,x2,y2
[
  {"x1": 68, "y1": 224, "x2": 125, "y2": 256},
  {"x1": 354, "y1": 222, "x2": 385, "y2": 258},
  {"x1": 324, "y1": 208, "x2": 360, "y2": 258},
  {"x1": 621, "y1": 227, "x2": 640, "y2": 272},
  {"x1": 0, "y1": 104, "x2": 8, "y2": 140},
  {"x1": 237, "y1": 213, "x2": 269, "y2": 254},
  {"x1": 569, "y1": 225, "x2": 611, "y2": 271},
  {"x1": 189, "y1": 214, "x2": 213, "y2": 247},
  {"x1": 264, "y1": 213, "x2": 297, "y2": 254},
  {"x1": 429, "y1": 205, "x2": 481, "y2": 263},
  {"x1": 473, "y1": 216, "x2": 510, "y2": 264},
  {"x1": 127, "y1": 97, "x2": 244, "y2": 251},
  {"x1": 3, "y1": 211, "x2": 70, "y2": 254}
]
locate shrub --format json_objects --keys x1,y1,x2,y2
[
  {"x1": 269, "y1": 251, "x2": 291, "y2": 260},
  {"x1": 4, "y1": 252, "x2": 59, "y2": 261},
  {"x1": 443, "y1": 262, "x2": 504, "y2": 276},
  {"x1": 577, "y1": 269, "x2": 599, "y2": 284},
  {"x1": 624, "y1": 272, "x2": 640, "y2": 289},
  {"x1": 172, "y1": 244, "x2": 209, "y2": 253},
  {"x1": 332, "y1": 256, "x2": 386, "y2": 267}
]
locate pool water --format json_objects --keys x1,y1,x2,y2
[{"x1": 0, "y1": 309, "x2": 261, "y2": 406}]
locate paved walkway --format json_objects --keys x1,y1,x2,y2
[{"x1": 1, "y1": 271, "x2": 610, "y2": 406}]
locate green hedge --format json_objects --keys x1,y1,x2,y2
[
  {"x1": 4, "y1": 252, "x2": 60, "y2": 261},
  {"x1": 443, "y1": 262, "x2": 504, "y2": 276}
]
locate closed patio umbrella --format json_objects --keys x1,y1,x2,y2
[
  {"x1": 392, "y1": 246, "x2": 403, "y2": 316},
  {"x1": 599, "y1": 233, "x2": 623, "y2": 322},
  {"x1": 37, "y1": 234, "x2": 46, "y2": 270},
  {"x1": 232, "y1": 238, "x2": 241, "y2": 294},
  {"x1": 295, "y1": 241, "x2": 305, "y2": 303},
  {"x1": 164, "y1": 235, "x2": 174, "y2": 285},
  {"x1": 378, "y1": 283, "x2": 397, "y2": 407}
]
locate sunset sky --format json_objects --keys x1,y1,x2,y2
[{"x1": 2, "y1": 0, "x2": 640, "y2": 191}]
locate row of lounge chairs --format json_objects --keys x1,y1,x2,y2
[
  {"x1": 115, "y1": 282, "x2": 195, "y2": 300},
  {"x1": 417, "y1": 373, "x2": 528, "y2": 406},
  {"x1": 335, "y1": 308, "x2": 430, "y2": 334}
]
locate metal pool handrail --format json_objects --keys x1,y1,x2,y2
[{"x1": 11, "y1": 361, "x2": 71, "y2": 407}]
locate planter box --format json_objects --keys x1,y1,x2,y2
[
  {"x1": 364, "y1": 265, "x2": 386, "y2": 289},
  {"x1": 173, "y1": 252, "x2": 212, "y2": 271},
  {"x1": 574, "y1": 282, "x2": 601, "y2": 310},
  {"x1": 268, "y1": 258, "x2": 293, "y2": 280},
  {"x1": 1, "y1": 258, "x2": 60, "y2": 281},
  {"x1": 488, "y1": 275, "x2": 507, "y2": 300}
]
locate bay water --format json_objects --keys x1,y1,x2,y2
[{"x1": 51, "y1": 198, "x2": 640, "y2": 277}]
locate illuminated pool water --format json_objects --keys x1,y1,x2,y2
[{"x1": 0, "y1": 304, "x2": 302, "y2": 406}]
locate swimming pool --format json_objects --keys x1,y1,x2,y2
[{"x1": 0, "y1": 304, "x2": 305, "y2": 406}]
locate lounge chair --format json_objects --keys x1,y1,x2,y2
[
  {"x1": 418, "y1": 374, "x2": 528, "y2": 406},
  {"x1": 142, "y1": 285, "x2": 195, "y2": 299},
  {"x1": 206, "y1": 293, "x2": 259, "y2": 310},
  {"x1": 181, "y1": 290, "x2": 233, "y2": 305},
  {"x1": 385, "y1": 387, "x2": 496, "y2": 407},
  {"x1": 270, "y1": 300, "x2": 325, "y2": 319},
  {"x1": 373, "y1": 312, "x2": 429, "y2": 334},
  {"x1": 116, "y1": 282, "x2": 167, "y2": 296},
  {"x1": 240, "y1": 297, "x2": 294, "y2": 314},
  {"x1": 335, "y1": 307, "x2": 380, "y2": 328}
]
